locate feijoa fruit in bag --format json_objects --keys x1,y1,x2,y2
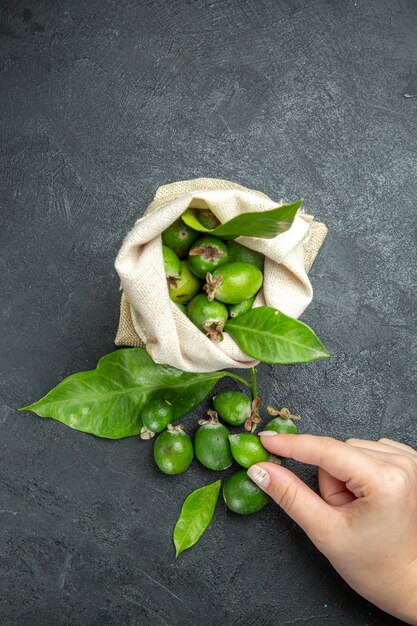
[
  {"x1": 162, "y1": 218, "x2": 199, "y2": 258},
  {"x1": 196, "y1": 208, "x2": 221, "y2": 229},
  {"x1": 226, "y1": 240, "x2": 265, "y2": 270},
  {"x1": 213, "y1": 391, "x2": 251, "y2": 426},
  {"x1": 223, "y1": 470, "x2": 268, "y2": 514},
  {"x1": 153, "y1": 425, "x2": 194, "y2": 475},
  {"x1": 204, "y1": 262, "x2": 263, "y2": 304},
  {"x1": 168, "y1": 261, "x2": 201, "y2": 304},
  {"x1": 140, "y1": 399, "x2": 174, "y2": 439},
  {"x1": 194, "y1": 410, "x2": 232, "y2": 471},
  {"x1": 187, "y1": 294, "x2": 228, "y2": 342},
  {"x1": 162, "y1": 246, "x2": 181, "y2": 288},
  {"x1": 228, "y1": 295, "x2": 256, "y2": 318},
  {"x1": 188, "y1": 236, "x2": 229, "y2": 279}
]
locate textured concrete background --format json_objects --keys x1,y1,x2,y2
[{"x1": 1, "y1": 0, "x2": 417, "y2": 624}]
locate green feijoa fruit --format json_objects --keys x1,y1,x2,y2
[
  {"x1": 229, "y1": 433, "x2": 270, "y2": 468},
  {"x1": 188, "y1": 236, "x2": 229, "y2": 279},
  {"x1": 228, "y1": 295, "x2": 256, "y2": 319},
  {"x1": 168, "y1": 261, "x2": 201, "y2": 304},
  {"x1": 213, "y1": 391, "x2": 251, "y2": 426},
  {"x1": 227, "y1": 240, "x2": 265, "y2": 270},
  {"x1": 223, "y1": 470, "x2": 268, "y2": 515},
  {"x1": 175, "y1": 302, "x2": 187, "y2": 314},
  {"x1": 264, "y1": 416, "x2": 298, "y2": 434},
  {"x1": 187, "y1": 294, "x2": 228, "y2": 342},
  {"x1": 140, "y1": 399, "x2": 174, "y2": 439},
  {"x1": 196, "y1": 209, "x2": 221, "y2": 229},
  {"x1": 153, "y1": 425, "x2": 194, "y2": 475},
  {"x1": 204, "y1": 262, "x2": 263, "y2": 304},
  {"x1": 162, "y1": 218, "x2": 199, "y2": 258},
  {"x1": 194, "y1": 410, "x2": 232, "y2": 471},
  {"x1": 162, "y1": 246, "x2": 181, "y2": 287}
]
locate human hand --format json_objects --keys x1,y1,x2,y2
[{"x1": 247, "y1": 434, "x2": 417, "y2": 624}]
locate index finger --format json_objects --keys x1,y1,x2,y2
[{"x1": 259, "y1": 433, "x2": 378, "y2": 484}]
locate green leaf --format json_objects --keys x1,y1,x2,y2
[
  {"x1": 225, "y1": 307, "x2": 330, "y2": 364},
  {"x1": 181, "y1": 199, "x2": 303, "y2": 239},
  {"x1": 20, "y1": 349, "x2": 242, "y2": 439},
  {"x1": 173, "y1": 480, "x2": 221, "y2": 557}
]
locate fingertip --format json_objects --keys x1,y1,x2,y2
[
  {"x1": 259, "y1": 432, "x2": 298, "y2": 440},
  {"x1": 259, "y1": 432, "x2": 298, "y2": 454},
  {"x1": 247, "y1": 464, "x2": 271, "y2": 489},
  {"x1": 258, "y1": 432, "x2": 279, "y2": 450},
  {"x1": 249, "y1": 460, "x2": 290, "y2": 489}
]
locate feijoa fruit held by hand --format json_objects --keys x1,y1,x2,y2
[
  {"x1": 162, "y1": 218, "x2": 199, "y2": 258},
  {"x1": 162, "y1": 246, "x2": 181, "y2": 288},
  {"x1": 153, "y1": 424, "x2": 194, "y2": 475},
  {"x1": 204, "y1": 262, "x2": 263, "y2": 304},
  {"x1": 213, "y1": 391, "x2": 251, "y2": 426},
  {"x1": 228, "y1": 295, "x2": 256, "y2": 318},
  {"x1": 187, "y1": 294, "x2": 228, "y2": 342},
  {"x1": 168, "y1": 261, "x2": 201, "y2": 304},
  {"x1": 264, "y1": 417, "x2": 298, "y2": 434},
  {"x1": 140, "y1": 399, "x2": 174, "y2": 439},
  {"x1": 264, "y1": 406, "x2": 299, "y2": 434},
  {"x1": 226, "y1": 240, "x2": 265, "y2": 270},
  {"x1": 229, "y1": 433, "x2": 270, "y2": 468},
  {"x1": 194, "y1": 410, "x2": 233, "y2": 471},
  {"x1": 196, "y1": 208, "x2": 221, "y2": 229},
  {"x1": 188, "y1": 236, "x2": 229, "y2": 279},
  {"x1": 223, "y1": 470, "x2": 268, "y2": 515}
]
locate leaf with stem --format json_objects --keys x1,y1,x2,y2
[
  {"x1": 20, "y1": 349, "x2": 250, "y2": 439},
  {"x1": 173, "y1": 480, "x2": 221, "y2": 557}
]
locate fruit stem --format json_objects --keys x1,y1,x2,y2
[
  {"x1": 246, "y1": 367, "x2": 261, "y2": 433},
  {"x1": 250, "y1": 367, "x2": 258, "y2": 400},
  {"x1": 226, "y1": 372, "x2": 251, "y2": 388}
]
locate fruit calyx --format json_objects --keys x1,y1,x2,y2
[
  {"x1": 203, "y1": 320, "x2": 225, "y2": 342},
  {"x1": 167, "y1": 423, "x2": 185, "y2": 433},
  {"x1": 140, "y1": 426, "x2": 155, "y2": 440},
  {"x1": 167, "y1": 276, "x2": 179, "y2": 289},
  {"x1": 189, "y1": 244, "x2": 227, "y2": 263},
  {"x1": 245, "y1": 397, "x2": 262, "y2": 433},
  {"x1": 204, "y1": 272, "x2": 224, "y2": 301},
  {"x1": 267, "y1": 406, "x2": 301, "y2": 421},
  {"x1": 198, "y1": 409, "x2": 220, "y2": 426}
]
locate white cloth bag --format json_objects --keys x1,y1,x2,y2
[{"x1": 115, "y1": 178, "x2": 327, "y2": 373}]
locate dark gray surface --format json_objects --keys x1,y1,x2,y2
[{"x1": 1, "y1": 0, "x2": 417, "y2": 624}]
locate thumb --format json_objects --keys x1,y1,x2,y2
[{"x1": 248, "y1": 462, "x2": 338, "y2": 545}]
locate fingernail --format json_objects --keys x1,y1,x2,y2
[
  {"x1": 247, "y1": 465, "x2": 271, "y2": 489},
  {"x1": 258, "y1": 430, "x2": 278, "y2": 437}
]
